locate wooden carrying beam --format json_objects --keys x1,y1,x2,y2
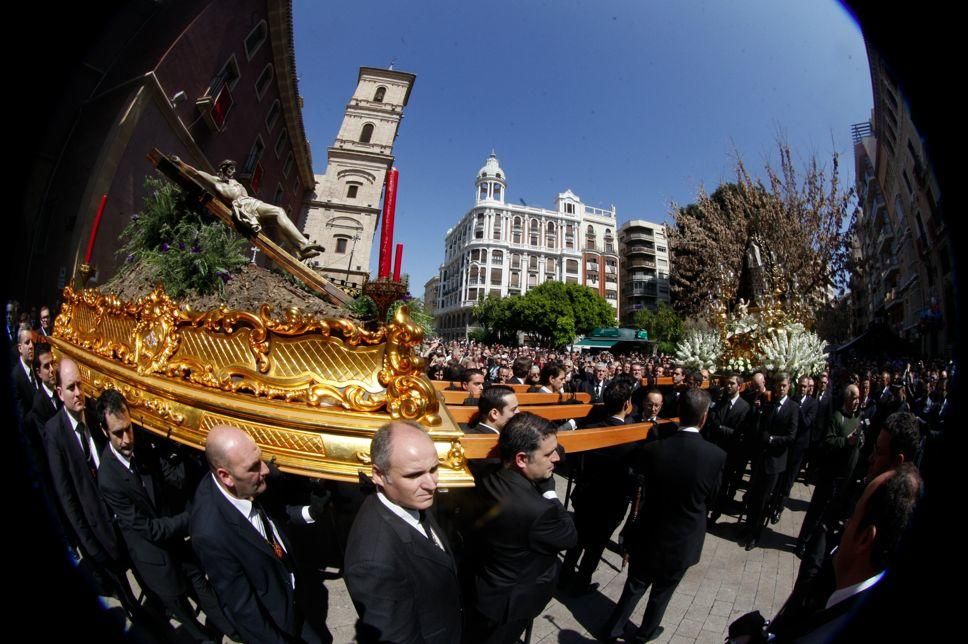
[
  {"x1": 439, "y1": 390, "x2": 590, "y2": 406},
  {"x1": 147, "y1": 149, "x2": 351, "y2": 306},
  {"x1": 459, "y1": 420, "x2": 680, "y2": 459},
  {"x1": 447, "y1": 403, "x2": 593, "y2": 424}
]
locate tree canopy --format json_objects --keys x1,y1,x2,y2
[
  {"x1": 633, "y1": 302, "x2": 684, "y2": 354},
  {"x1": 473, "y1": 281, "x2": 616, "y2": 348},
  {"x1": 669, "y1": 140, "x2": 854, "y2": 324}
]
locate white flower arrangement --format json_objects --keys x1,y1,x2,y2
[
  {"x1": 725, "y1": 356, "x2": 753, "y2": 374},
  {"x1": 758, "y1": 322, "x2": 827, "y2": 379},
  {"x1": 674, "y1": 330, "x2": 723, "y2": 372}
]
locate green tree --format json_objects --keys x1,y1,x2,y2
[
  {"x1": 633, "y1": 302, "x2": 684, "y2": 354},
  {"x1": 669, "y1": 139, "x2": 854, "y2": 322},
  {"x1": 471, "y1": 282, "x2": 614, "y2": 348}
]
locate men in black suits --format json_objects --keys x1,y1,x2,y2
[
  {"x1": 581, "y1": 362, "x2": 610, "y2": 403},
  {"x1": 42, "y1": 357, "x2": 140, "y2": 608},
  {"x1": 602, "y1": 388, "x2": 726, "y2": 643},
  {"x1": 97, "y1": 389, "x2": 233, "y2": 641},
  {"x1": 37, "y1": 305, "x2": 52, "y2": 337},
  {"x1": 469, "y1": 412, "x2": 577, "y2": 644},
  {"x1": 11, "y1": 326, "x2": 37, "y2": 418},
  {"x1": 343, "y1": 421, "x2": 462, "y2": 644},
  {"x1": 741, "y1": 372, "x2": 798, "y2": 551},
  {"x1": 562, "y1": 380, "x2": 636, "y2": 593},
  {"x1": 190, "y1": 425, "x2": 323, "y2": 644},
  {"x1": 660, "y1": 365, "x2": 687, "y2": 419},
  {"x1": 769, "y1": 374, "x2": 819, "y2": 524},
  {"x1": 23, "y1": 343, "x2": 59, "y2": 469},
  {"x1": 706, "y1": 373, "x2": 752, "y2": 525},
  {"x1": 467, "y1": 385, "x2": 520, "y2": 436}
]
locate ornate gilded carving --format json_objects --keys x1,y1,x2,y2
[
  {"x1": 379, "y1": 305, "x2": 440, "y2": 425},
  {"x1": 52, "y1": 285, "x2": 438, "y2": 422},
  {"x1": 445, "y1": 439, "x2": 466, "y2": 471}
]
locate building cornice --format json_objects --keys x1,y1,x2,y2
[{"x1": 267, "y1": 0, "x2": 314, "y2": 190}]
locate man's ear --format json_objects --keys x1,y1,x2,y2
[
  {"x1": 371, "y1": 465, "x2": 387, "y2": 489},
  {"x1": 514, "y1": 451, "x2": 529, "y2": 471},
  {"x1": 215, "y1": 466, "x2": 233, "y2": 490}
]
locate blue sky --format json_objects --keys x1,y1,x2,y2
[{"x1": 293, "y1": 0, "x2": 872, "y2": 292}]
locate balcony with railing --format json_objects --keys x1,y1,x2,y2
[
  {"x1": 626, "y1": 258, "x2": 657, "y2": 270},
  {"x1": 623, "y1": 230, "x2": 654, "y2": 243},
  {"x1": 625, "y1": 243, "x2": 656, "y2": 256}
]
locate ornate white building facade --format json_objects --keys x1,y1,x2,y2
[
  {"x1": 434, "y1": 153, "x2": 620, "y2": 339},
  {"x1": 301, "y1": 67, "x2": 415, "y2": 289}
]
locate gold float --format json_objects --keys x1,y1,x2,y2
[{"x1": 50, "y1": 285, "x2": 471, "y2": 486}]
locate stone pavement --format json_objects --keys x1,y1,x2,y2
[{"x1": 321, "y1": 474, "x2": 814, "y2": 644}]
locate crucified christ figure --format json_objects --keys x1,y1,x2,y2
[{"x1": 177, "y1": 157, "x2": 324, "y2": 260}]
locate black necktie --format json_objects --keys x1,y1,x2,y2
[
  {"x1": 77, "y1": 422, "x2": 97, "y2": 477},
  {"x1": 254, "y1": 502, "x2": 291, "y2": 567},
  {"x1": 418, "y1": 510, "x2": 442, "y2": 550}
]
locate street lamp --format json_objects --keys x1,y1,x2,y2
[{"x1": 345, "y1": 233, "x2": 361, "y2": 286}]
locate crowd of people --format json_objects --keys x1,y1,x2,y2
[{"x1": 7, "y1": 299, "x2": 952, "y2": 642}]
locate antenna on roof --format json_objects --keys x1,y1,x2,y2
[
  {"x1": 519, "y1": 198, "x2": 527, "y2": 206},
  {"x1": 388, "y1": 57, "x2": 396, "y2": 71}
]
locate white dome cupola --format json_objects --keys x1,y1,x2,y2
[{"x1": 475, "y1": 151, "x2": 506, "y2": 204}]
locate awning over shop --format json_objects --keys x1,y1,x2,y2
[{"x1": 574, "y1": 338, "x2": 618, "y2": 348}]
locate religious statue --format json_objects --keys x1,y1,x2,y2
[{"x1": 175, "y1": 157, "x2": 324, "y2": 260}]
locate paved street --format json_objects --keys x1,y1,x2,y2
[{"x1": 322, "y1": 474, "x2": 813, "y2": 644}]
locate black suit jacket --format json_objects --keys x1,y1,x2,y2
[
  {"x1": 10, "y1": 359, "x2": 36, "y2": 419},
  {"x1": 625, "y1": 431, "x2": 726, "y2": 572},
  {"x1": 344, "y1": 495, "x2": 461, "y2": 644},
  {"x1": 42, "y1": 406, "x2": 119, "y2": 562},
  {"x1": 703, "y1": 395, "x2": 752, "y2": 448},
  {"x1": 581, "y1": 378, "x2": 609, "y2": 403},
  {"x1": 757, "y1": 397, "x2": 799, "y2": 475},
  {"x1": 473, "y1": 468, "x2": 577, "y2": 624},
  {"x1": 795, "y1": 395, "x2": 819, "y2": 449},
  {"x1": 98, "y1": 441, "x2": 190, "y2": 598},
  {"x1": 190, "y1": 474, "x2": 318, "y2": 644}
]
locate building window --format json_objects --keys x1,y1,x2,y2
[
  {"x1": 511, "y1": 253, "x2": 521, "y2": 269},
  {"x1": 244, "y1": 20, "x2": 268, "y2": 60},
  {"x1": 493, "y1": 184, "x2": 502, "y2": 201},
  {"x1": 374, "y1": 86, "x2": 386, "y2": 102},
  {"x1": 479, "y1": 184, "x2": 488, "y2": 201},
  {"x1": 510, "y1": 272, "x2": 520, "y2": 288},
  {"x1": 528, "y1": 273, "x2": 537, "y2": 287},
  {"x1": 254, "y1": 64, "x2": 274, "y2": 100},
  {"x1": 546, "y1": 222, "x2": 556, "y2": 248},
  {"x1": 529, "y1": 219, "x2": 540, "y2": 246},
  {"x1": 564, "y1": 202, "x2": 575, "y2": 214},
  {"x1": 492, "y1": 250, "x2": 503, "y2": 264},
  {"x1": 242, "y1": 136, "x2": 265, "y2": 178},
  {"x1": 490, "y1": 268, "x2": 502, "y2": 285},
  {"x1": 346, "y1": 184, "x2": 359, "y2": 199},
  {"x1": 566, "y1": 259, "x2": 578, "y2": 273},
  {"x1": 492, "y1": 215, "x2": 502, "y2": 240},
  {"x1": 512, "y1": 217, "x2": 522, "y2": 244},
  {"x1": 274, "y1": 128, "x2": 288, "y2": 157},
  {"x1": 335, "y1": 237, "x2": 349, "y2": 253},
  {"x1": 360, "y1": 123, "x2": 374, "y2": 143},
  {"x1": 264, "y1": 100, "x2": 282, "y2": 132},
  {"x1": 529, "y1": 256, "x2": 538, "y2": 271}
]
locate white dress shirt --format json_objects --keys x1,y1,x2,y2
[
  {"x1": 825, "y1": 570, "x2": 885, "y2": 609},
  {"x1": 65, "y1": 410, "x2": 100, "y2": 469},
  {"x1": 376, "y1": 492, "x2": 444, "y2": 550}
]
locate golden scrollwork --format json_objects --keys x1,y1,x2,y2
[
  {"x1": 445, "y1": 439, "x2": 466, "y2": 471},
  {"x1": 53, "y1": 285, "x2": 439, "y2": 421},
  {"x1": 379, "y1": 305, "x2": 440, "y2": 425}
]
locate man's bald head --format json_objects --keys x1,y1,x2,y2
[
  {"x1": 205, "y1": 424, "x2": 253, "y2": 471},
  {"x1": 370, "y1": 421, "x2": 439, "y2": 511},
  {"x1": 206, "y1": 425, "x2": 269, "y2": 499},
  {"x1": 56, "y1": 357, "x2": 85, "y2": 415}
]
